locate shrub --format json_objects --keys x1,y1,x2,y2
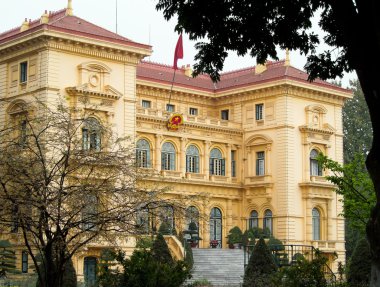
[
  {"x1": 184, "y1": 240, "x2": 194, "y2": 269},
  {"x1": 347, "y1": 237, "x2": 371, "y2": 286},
  {"x1": 135, "y1": 236, "x2": 153, "y2": 249},
  {"x1": 243, "y1": 237, "x2": 277, "y2": 287},
  {"x1": 0, "y1": 240, "x2": 17, "y2": 278},
  {"x1": 227, "y1": 226, "x2": 243, "y2": 245},
  {"x1": 272, "y1": 250, "x2": 328, "y2": 287},
  {"x1": 158, "y1": 222, "x2": 172, "y2": 235},
  {"x1": 152, "y1": 233, "x2": 174, "y2": 265}
]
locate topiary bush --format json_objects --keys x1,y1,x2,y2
[
  {"x1": 227, "y1": 226, "x2": 243, "y2": 245},
  {"x1": 243, "y1": 237, "x2": 277, "y2": 287},
  {"x1": 152, "y1": 233, "x2": 174, "y2": 266},
  {"x1": 158, "y1": 222, "x2": 172, "y2": 235}
]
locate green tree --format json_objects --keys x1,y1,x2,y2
[
  {"x1": 155, "y1": 2, "x2": 380, "y2": 284},
  {"x1": 243, "y1": 237, "x2": 277, "y2": 287},
  {"x1": 0, "y1": 240, "x2": 16, "y2": 278},
  {"x1": 347, "y1": 238, "x2": 371, "y2": 287},
  {"x1": 343, "y1": 79, "x2": 373, "y2": 163},
  {"x1": 319, "y1": 154, "x2": 375, "y2": 234},
  {"x1": 152, "y1": 233, "x2": 174, "y2": 265}
]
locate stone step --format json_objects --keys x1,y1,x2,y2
[{"x1": 188, "y1": 248, "x2": 245, "y2": 286}]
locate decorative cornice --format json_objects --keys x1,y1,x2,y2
[
  {"x1": 66, "y1": 84, "x2": 122, "y2": 100},
  {"x1": 299, "y1": 125, "x2": 334, "y2": 135},
  {"x1": 136, "y1": 114, "x2": 243, "y2": 136}
]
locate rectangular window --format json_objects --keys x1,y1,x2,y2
[
  {"x1": 231, "y1": 150, "x2": 236, "y2": 177},
  {"x1": 186, "y1": 155, "x2": 199, "y2": 173},
  {"x1": 255, "y1": 104, "x2": 263, "y2": 120},
  {"x1": 20, "y1": 61, "x2": 28, "y2": 83},
  {"x1": 256, "y1": 151, "x2": 265, "y2": 176},
  {"x1": 142, "y1": 100, "x2": 151, "y2": 108},
  {"x1": 82, "y1": 195, "x2": 98, "y2": 231},
  {"x1": 210, "y1": 158, "x2": 225, "y2": 176},
  {"x1": 221, "y1": 109, "x2": 229, "y2": 120},
  {"x1": 166, "y1": 104, "x2": 175, "y2": 112},
  {"x1": 189, "y1": 107, "x2": 198, "y2": 116},
  {"x1": 162, "y1": 153, "x2": 175, "y2": 170},
  {"x1": 137, "y1": 150, "x2": 148, "y2": 168},
  {"x1": 22, "y1": 251, "x2": 28, "y2": 273}
]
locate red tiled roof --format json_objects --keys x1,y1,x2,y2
[
  {"x1": 137, "y1": 60, "x2": 349, "y2": 94},
  {"x1": 0, "y1": 9, "x2": 150, "y2": 50}
]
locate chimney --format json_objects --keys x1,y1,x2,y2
[
  {"x1": 66, "y1": 0, "x2": 73, "y2": 16},
  {"x1": 40, "y1": 10, "x2": 49, "y2": 24},
  {"x1": 184, "y1": 64, "x2": 192, "y2": 77},
  {"x1": 284, "y1": 48, "x2": 290, "y2": 66},
  {"x1": 255, "y1": 63, "x2": 267, "y2": 74},
  {"x1": 20, "y1": 18, "x2": 29, "y2": 32}
]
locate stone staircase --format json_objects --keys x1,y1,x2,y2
[{"x1": 188, "y1": 248, "x2": 245, "y2": 286}]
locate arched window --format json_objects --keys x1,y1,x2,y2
[
  {"x1": 312, "y1": 208, "x2": 321, "y2": 240},
  {"x1": 186, "y1": 206, "x2": 199, "y2": 228},
  {"x1": 161, "y1": 142, "x2": 176, "y2": 170},
  {"x1": 263, "y1": 209, "x2": 273, "y2": 235},
  {"x1": 160, "y1": 205, "x2": 175, "y2": 234},
  {"x1": 82, "y1": 195, "x2": 98, "y2": 231},
  {"x1": 249, "y1": 210, "x2": 258, "y2": 229},
  {"x1": 82, "y1": 118, "x2": 101, "y2": 151},
  {"x1": 210, "y1": 207, "x2": 222, "y2": 247},
  {"x1": 210, "y1": 148, "x2": 225, "y2": 176},
  {"x1": 136, "y1": 208, "x2": 151, "y2": 234},
  {"x1": 310, "y1": 149, "x2": 322, "y2": 176},
  {"x1": 186, "y1": 145, "x2": 200, "y2": 173},
  {"x1": 136, "y1": 139, "x2": 151, "y2": 168}
]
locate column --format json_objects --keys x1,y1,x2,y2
[
  {"x1": 204, "y1": 140, "x2": 210, "y2": 176},
  {"x1": 180, "y1": 137, "x2": 187, "y2": 176},
  {"x1": 155, "y1": 134, "x2": 162, "y2": 171},
  {"x1": 227, "y1": 199, "x2": 233, "y2": 233},
  {"x1": 266, "y1": 144, "x2": 271, "y2": 175},
  {"x1": 226, "y1": 144, "x2": 232, "y2": 179}
]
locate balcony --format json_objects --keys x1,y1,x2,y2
[
  {"x1": 244, "y1": 174, "x2": 273, "y2": 187},
  {"x1": 136, "y1": 107, "x2": 242, "y2": 130}
]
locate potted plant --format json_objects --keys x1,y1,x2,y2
[
  {"x1": 227, "y1": 226, "x2": 243, "y2": 248},
  {"x1": 184, "y1": 222, "x2": 201, "y2": 248},
  {"x1": 210, "y1": 240, "x2": 219, "y2": 248}
]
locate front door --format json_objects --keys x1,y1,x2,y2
[
  {"x1": 210, "y1": 207, "x2": 222, "y2": 248},
  {"x1": 84, "y1": 257, "x2": 97, "y2": 287}
]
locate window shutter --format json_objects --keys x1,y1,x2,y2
[
  {"x1": 221, "y1": 159, "x2": 225, "y2": 176},
  {"x1": 210, "y1": 158, "x2": 214, "y2": 175},
  {"x1": 256, "y1": 159, "x2": 259, "y2": 175},
  {"x1": 170, "y1": 153, "x2": 175, "y2": 170},
  {"x1": 186, "y1": 155, "x2": 190, "y2": 172},
  {"x1": 82, "y1": 129, "x2": 88, "y2": 150},
  {"x1": 161, "y1": 152, "x2": 165, "y2": 170},
  {"x1": 95, "y1": 134, "x2": 101, "y2": 151},
  {"x1": 146, "y1": 149, "x2": 151, "y2": 168},
  {"x1": 195, "y1": 156, "x2": 199, "y2": 173}
]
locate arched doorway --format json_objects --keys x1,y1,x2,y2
[
  {"x1": 84, "y1": 257, "x2": 97, "y2": 287},
  {"x1": 210, "y1": 207, "x2": 222, "y2": 248}
]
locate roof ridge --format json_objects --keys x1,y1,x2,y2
[
  {"x1": 221, "y1": 66, "x2": 254, "y2": 76},
  {"x1": 141, "y1": 60, "x2": 179, "y2": 70},
  {"x1": 0, "y1": 8, "x2": 66, "y2": 38},
  {"x1": 61, "y1": 14, "x2": 133, "y2": 42}
]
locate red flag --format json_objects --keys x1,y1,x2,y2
[{"x1": 173, "y1": 34, "x2": 183, "y2": 70}]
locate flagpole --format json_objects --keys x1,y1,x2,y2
[{"x1": 168, "y1": 69, "x2": 177, "y2": 105}]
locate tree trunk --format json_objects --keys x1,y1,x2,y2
[{"x1": 357, "y1": 69, "x2": 380, "y2": 287}]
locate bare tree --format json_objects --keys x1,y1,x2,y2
[{"x1": 0, "y1": 98, "x2": 180, "y2": 287}]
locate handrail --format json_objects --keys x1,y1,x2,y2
[{"x1": 243, "y1": 243, "x2": 336, "y2": 285}]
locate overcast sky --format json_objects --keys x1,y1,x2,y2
[{"x1": 2, "y1": 0, "x2": 355, "y2": 86}]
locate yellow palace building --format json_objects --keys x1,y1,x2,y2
[{"x1": 0, "y1": 2, "x2": 351, "y2": 282}]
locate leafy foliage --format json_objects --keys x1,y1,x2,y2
[
  {"x1": 272, "y1": 250, "x2": 328, "y2": 287},
  {"x1": 343, "y1": 79, "x2": 373, "y2": 163},
  {"x1": 0, "y1": 240, "x2": 17, "y2": 278},
  {"x1": 98, "y1": 244, "x2": 190, "y2": 287},
  {"x1": 347, "y1": 238, "x2": 371, "y2": 287},
  {"x1": 184, "y1": 240, "x2": 194, "y2": 270},
  {"x1": 152, "y1": 233, "x2": 174, "y2": 265},
  {"x1": 319, "y1": 153, "x2": 376, "y2": 234},
  {"x1": 227, "y1": 226, "x2": 243, "y2": 245},
  {"x1": 243, "y1": 237, "x2": 277, "y2": 287}
]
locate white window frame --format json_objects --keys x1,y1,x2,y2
[
  {"x1": 255, "y1": 103, "x2": 264, "y2": 120},
  {"x1": 142, "y1": 100, "x2": 151, "y2": 108},
  {"x1": 256, "y1": 151, "x2": 265, "y2": 176}
]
